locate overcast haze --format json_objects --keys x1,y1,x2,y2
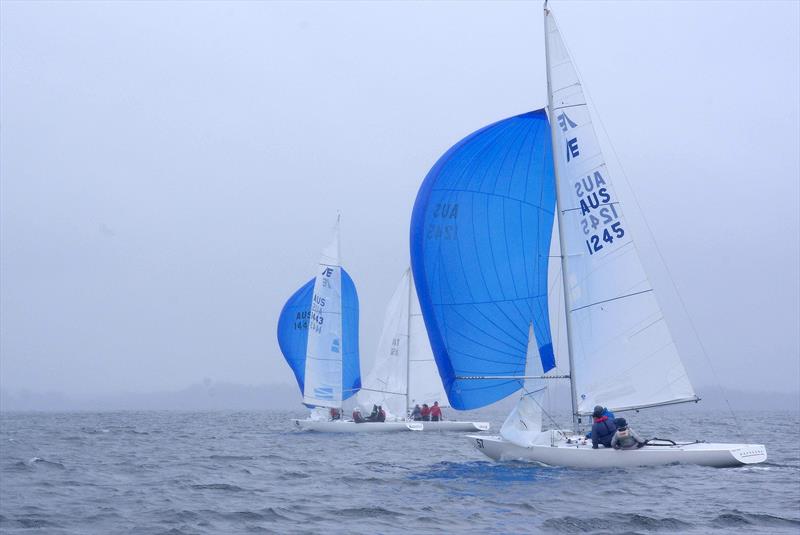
[{"x1": 1, "y1": 1, "x2": 798, "y2": 406}]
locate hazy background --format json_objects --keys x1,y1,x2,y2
[{"x1": 1, "y1": 1, "x2": 798, "y2": 410}]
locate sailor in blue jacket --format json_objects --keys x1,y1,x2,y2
[
  {"x1": 585, "y1": 406, "x2": 615, "y2": 439},
  {"x1": 590, "y1": 405, "x2": 618, "y2": 449}
]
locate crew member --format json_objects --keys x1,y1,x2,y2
[
  {"x1": 591, "y1": 405, "x2": 617, "y2": 449},
  {"x1": 430, "y1": 401, "x2": 443, "y2": 422},
  {"x1": 611, "y1": 418, "x2": 646, "y2": 449}
]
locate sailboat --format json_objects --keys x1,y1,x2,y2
[
  {"x1": 358, "y1": 268, "x2": 490, "y2": 432},
  {"x1": 277, "y1": 218, "x2": 421, "y2": 432},
  {"x1": 409, "y1": 5, "x2": 767, "y2": 467}
]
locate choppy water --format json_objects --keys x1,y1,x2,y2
[{"x1": 1, "y1": 409, "x2": 798, "y2": 534}]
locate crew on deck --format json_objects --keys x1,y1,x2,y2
[
  {"x1": 420, "y1": 404, "x2": 431, "y2": 421},
  {"x1": 611, "y1": 418, "x2": 646, "y2": 449},
  {"x1": 590, "y1": 405, "x2": 617, "y2": 449},
  {"x1": 410, "y1": 404, "x2": 422, "y2": 421},
  {"x1": 585, "y1": 406, "x2": 615, "y2": 439},
  {"x1": 429, "y1": 401, "x2": 443, "y2": 422}
]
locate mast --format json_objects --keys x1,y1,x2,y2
[
  {"x1": 405, "y1": 269, "x2": 412, "y2": 418},
  {"x1": 543, "y1": 3, "x2": 581, "y2": 434},
  {"x1": 335, "y1": 213, "x2": 344, "y2": 414}
]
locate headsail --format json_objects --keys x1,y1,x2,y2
[
  {"x1": 545, "y1": 8, "x2": 696, "y2": 414},
  {"x1": 276, "y1": 221, "x2": 361, "y2": 408},
  {"x1": 500, "y1": 324, "x2": 552, "y2": 447},
  {"x1": 410, "y1": 110, "x2": 557, "y2": 410}
]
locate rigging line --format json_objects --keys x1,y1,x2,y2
[
  {"x1": 519, "y1": 382, "x2": 570, "y2": 440},
  {"x1": 556, "y1": 14, "x2": 745, "y2": 442},
  {"x1": 569, "y1": 288, "x2": 652, "y2": 313},
  {"x1": 431, "y1": 295, "x2": 546, "y2": 307}
]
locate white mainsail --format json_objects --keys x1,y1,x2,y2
[
  {"x1": 359, "y1": 269, "x2": 448, "y2": 419},
  {"x1": 545, "y1": 8, "x2": 697, "y2": 415},
  {"x1": 303, "y1": 219, "x2": 345, "y2": 408},
  {"x1": 358, "y1": 270, "x2": 410, "y2": 419}
]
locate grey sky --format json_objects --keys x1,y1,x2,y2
[{"x1": 1, "y1": 1, "x2": 798, "y2": 401}]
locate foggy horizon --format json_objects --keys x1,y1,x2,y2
[{"x1": 2, "y1": 1, "x2": 798, "y2": 404}]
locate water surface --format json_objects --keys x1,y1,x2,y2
[{"x1": 1, "y1": 409, "x2": 798, "y2": 534}]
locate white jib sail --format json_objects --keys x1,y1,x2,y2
[
  {"x1": 545, "y1": 8, "x2": 696, "y2": 414},
  {"x1": 407, "y1": 273, "x2": 448, "y2": 409},
  {"x1": 501, "y1": 324, "x2": 552, "y2": 447},
  {"x1": 303, "y1": 219, "x2": 345, "y2": 408},
  {"x1": 357, "y1": 270, "x2": 410, "y2": 419}
]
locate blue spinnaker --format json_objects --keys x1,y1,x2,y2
[
  {"x1": 277, "y1": 269, "x2": 361, "y2": 401},
  {"x1": 410, "y1": 109, "x2": 556, "y2": 410}
]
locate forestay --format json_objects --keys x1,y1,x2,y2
[
  {"x1": 545, "y1": 9, "x2": 696, "y2": 414},
  {"x1": 411, "y1": 110, "x2": 557, "y2": 410}
]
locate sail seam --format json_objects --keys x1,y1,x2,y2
[{"x1": 429, "y1": 187, "x2": 556, "y2": 216}]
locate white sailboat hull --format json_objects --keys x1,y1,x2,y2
[
  {"x1": 418, "y1": 420, "x2": 490, "y2": 432},
  {"x1": 292, "y1": 419, "x2": 423, "y2": 432},
  {"x1": 468, "y1": 435, "x2": 767, "y2": 468}
]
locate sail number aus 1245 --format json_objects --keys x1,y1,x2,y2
[{"x1": 585, "y1": 223, "x2": 624, "y2": 255}]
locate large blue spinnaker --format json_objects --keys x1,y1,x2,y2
[
  {"x1": 277, "y1": 269, "x2": 361, "y2": 401},
  {"x1": 410, "y1": 109, "x2": 556, "y2": 410}
]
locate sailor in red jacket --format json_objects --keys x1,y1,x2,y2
[
  {"x1": 429, "y1": 401, "x2": 443, "y2": 422},
  {"x1": 420, "y1": 403, "x2": 431, "y2": 421}
]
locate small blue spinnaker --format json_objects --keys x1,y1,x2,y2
[
  {"x1": 277, "y1": 269, "x2": 361, "y2": 401},
  {"x1": 410, "y1": 109, "x2": 556, "y2": 410}
]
